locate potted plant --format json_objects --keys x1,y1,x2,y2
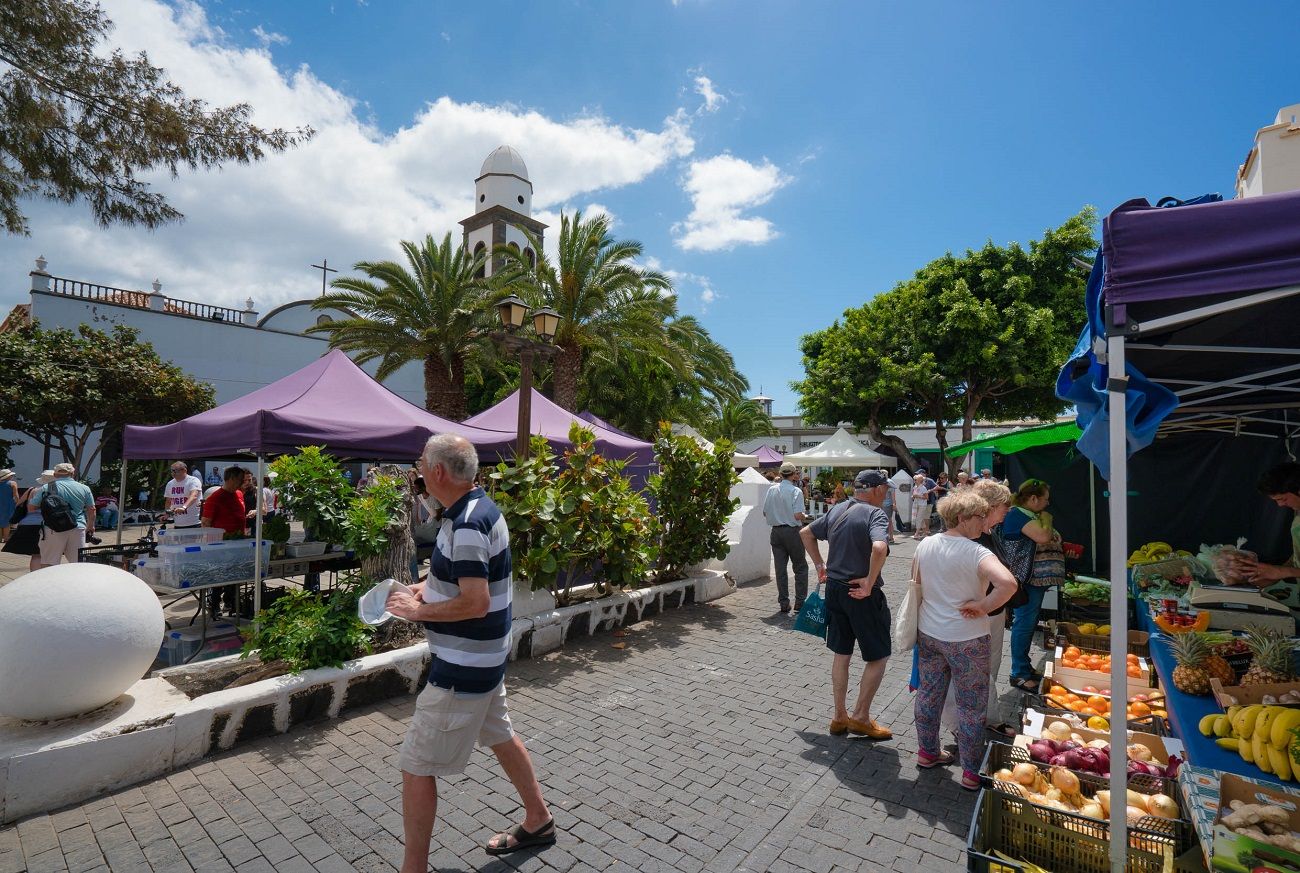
[
  {"x1": 269, "y1": 447, "x2": 352, "y2": 555},
  {"x1": 261, "y1": 513, "x2": 291, "y2": 559}
]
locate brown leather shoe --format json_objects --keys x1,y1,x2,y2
[
  {"x1": 829, "y1": 718, "x2": 849, "y2": 735},
  {"x1": 846, "y1": 718, "x2": 893, "y2": 740}
]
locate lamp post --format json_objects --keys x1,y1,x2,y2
[{"x1": 492, "y1": 295, "x2": 562, "y2": 462}]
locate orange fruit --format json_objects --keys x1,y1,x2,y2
[
  {"x1": 1087, "y1": 695, "x2": 1107, "y2": 709},
  {"x1": 1129, "y1": 701, "x2": 1151, "y2": 717},
  {"x1": 1064, "y1": 646, "x2": 1081, "y2": 658},
  {"x1": 1127, "y1": 665, "x2": 1141, "y2": 678},
  {"x1": 1064, "y1": 694, "x2": 1082, "y2": 704}
]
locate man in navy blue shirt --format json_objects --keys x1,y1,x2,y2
[{"x1": 387, "y1": 435, "x2": 554, "y2": 869}]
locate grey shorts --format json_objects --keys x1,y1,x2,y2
[{"x1": 398, "y1": 681, "x2": 514, "y2": 777}]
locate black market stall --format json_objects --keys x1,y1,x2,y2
[{"x1": 1055, "y1": 190, "x2": 1300, "y2": 871}]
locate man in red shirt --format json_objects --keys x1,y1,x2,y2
[{"x1": 201, "y1": 466, "x2": 247, "y2": 618}]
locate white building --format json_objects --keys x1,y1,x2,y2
[
  {"x1": 1, "y1": 146, "x2": 542, "y2": 478},
  {"x1": 1236, "y1": 103, "x2": 1300, "y2": 198}
]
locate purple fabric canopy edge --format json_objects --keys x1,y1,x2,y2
[
  {"x1": 123, "y1": 350, "x2": 517, "y2": 461},
  {"x1": 576, "y1": 410, "x2": 642, "y2": 441},
  {"x1": 1104, "y1": 189, "x2": 1300, "y2": 306},
  {"x1": 753, "y1": 445, "x2": 784, "y2": 466},
  {"x1": 466, "y1": 389, "x2": 653, "y2": 463}
]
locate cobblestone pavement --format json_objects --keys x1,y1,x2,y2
[{"x1": 2, "y1": 536, "x2": 1037, "y2": 872}]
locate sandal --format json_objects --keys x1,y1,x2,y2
[
  {"x1": 987, "y1": 722, "x2": 1017, "y2": 738},
  {"x1": 917, "y1": 750, "x2": 954, "y2": 769},
  {"x1": 485, "y1": 818, "x2": 557, "y2": 856},
  {"x1": 1011, "y1": 677, "x2": 1039, "y2": 693},
  {"x1": 960, "y1": 770, "x2": 981, "y2": 791}
]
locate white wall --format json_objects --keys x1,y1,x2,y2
[
  {"x1": 4, "y1": 292, "x2": 425, "y2": 478},
  {"x1": 707, "y1": 480, "x2": 774, "y2": 583},
  {"x1": 1236, "y1": 104, "x2": 1300, "y2": 199},
  {"x1": 476, "y1": 174, "x2": 531, "y2": 214},
  {"x1": 258, "y1": 301, "x2": 354, "y2": 335}
]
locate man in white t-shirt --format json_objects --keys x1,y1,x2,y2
[{"x1": 165, "y1": 461, "x2": 203, "y2": 528}]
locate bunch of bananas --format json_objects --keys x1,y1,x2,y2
[
  {"x1": 1200, "y1": 705, "x2": 1300, "y2": 780},
  {"x1": 1127, "y1": 541, "x2": 1183, "y2": 567}
]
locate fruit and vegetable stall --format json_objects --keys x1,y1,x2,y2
[{"x1": 967, "y1": 545, "x2": 1300, "y2": 872}]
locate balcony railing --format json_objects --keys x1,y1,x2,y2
[{"x1": 45, "y1": 276, "x2": 245, "y2": 322}]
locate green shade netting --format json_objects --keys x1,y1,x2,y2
[{"x1": 944, "y1": 420, "x2": 1081, "y2": 459}]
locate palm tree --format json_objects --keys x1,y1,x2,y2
[
  {"x1": 497, "y1": 211, "x2": 676, "y2": 411},
  {"x1": 308, "y1": 233, "x2": 494, "y2": 420},
  {"x1": 704, "y1": 399, "x2": 778, "y2": 444}
]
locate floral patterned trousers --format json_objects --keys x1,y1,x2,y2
[{"x1": 915, "y1": 631, "x2": 991, "y2": 774}]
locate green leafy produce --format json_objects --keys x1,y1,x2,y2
[{"x1": 1063, "y1": 581, "x2": 1110, "y2": 602}]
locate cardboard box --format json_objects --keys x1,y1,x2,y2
[
  {"x1": 1014, "y1": 726, "x2": 1177, "y2": 768},
  {"x1": 1050, "y1": 644, "x2": 1155, "y2": 694},
  {"x1": 1044, "y1": 659, "x2": 1155, "y2": 700},
  {"x1": 1210, "y1": 678, "x2": 1300, "y2": 710},
  {"x1": 1213, "y1": 772, "x2": 1300, "y2": 872},
  {"x1": 1020, "y1": 707, "x2": 1184, "y2": 757}
]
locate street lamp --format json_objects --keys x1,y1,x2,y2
[{"x1": 492, "y1": 299, "x2": 563, "y2": 462}]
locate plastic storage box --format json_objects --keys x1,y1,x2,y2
[
  {"x1": 157, "y1": 621, "x2": 245, "y2": 666},
  {"x1": 145, "y1": 539, "x2": 271, "y2": 589},
  {"x1": 154, "y1": 526, "x2": 225, "y2": 546}
]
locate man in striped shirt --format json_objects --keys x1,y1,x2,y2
[{"x1": 386, "y1": 434, "x2": 554, "y2": 870}]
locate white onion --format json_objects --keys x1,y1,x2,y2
[
  {"x1": 1013, "y1": 762, "x2": 1039, "y2": 786},
  {"x1": 1146, "y1": 795, "x2": 1180, "y2": 819}
]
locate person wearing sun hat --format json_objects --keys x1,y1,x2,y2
[
  {"x1": 29, "y1": 462, "x2": 95, "y2": 567},
  {"x1": 0, "y1": 469, "x2": 18, "y2": 543}
]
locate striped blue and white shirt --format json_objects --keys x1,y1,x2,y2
[{"x1": 421, "y1": 487, "x2": 512, "y2": 693}]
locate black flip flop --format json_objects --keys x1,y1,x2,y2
[
  {"x1": 485, "y1": 818, "x2": 557, "y2": 856},
  {"x1": 1011, "y1": 677, "x2": 1039, "y2": 693}
]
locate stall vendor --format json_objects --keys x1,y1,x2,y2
[{"x1": 1242, "y1": 462, "x2": 1300, "y2": 605}]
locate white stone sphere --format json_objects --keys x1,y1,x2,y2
[{"x1": 0, "y1": 563, "x2": 164, "y2": 720}]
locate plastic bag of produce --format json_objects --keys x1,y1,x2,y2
[{"x1": 1198, "y1": 538, "x2": 1257, "y2": 586}]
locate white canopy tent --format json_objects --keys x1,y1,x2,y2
[
  {"x1": 784, "y1": 427, "x2": 897, "y2": 468},
  {"x1": 670, "y1": 424, "x2": 760, "y2": 468}
]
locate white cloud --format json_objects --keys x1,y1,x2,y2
[
  {"x1": 440, "y1": 31, "x2": 451, "y2": 43},
  {"x1": 0, "y1": 0, "x2": 696, "y2": 314},
  {"x1": 672, "y1": 154, "x2": 789, "y2": 252},
  {"x1": 694, "y1": 75, "x2": 724, "y2": 113},
  {"x1": 251, "y1": 25, "x2": 288, "y2": 48},
  {"x1": 643, "y1": 256, "x2": 717, "y2": 311}
]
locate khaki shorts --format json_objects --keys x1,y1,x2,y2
[{"x1": 398, "y1": 681, "x2": 514, "y2": 777}]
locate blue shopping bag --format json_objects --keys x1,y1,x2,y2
[{"x1": 792, "y1": 583, "x2": 827, "y2": 639}]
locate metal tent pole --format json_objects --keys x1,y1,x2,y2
[
  {"x1": 253, "y1": 455, "x2": 264, "y2": 626},
  {"x1": 116, "y1": 460, "x2": 128, "y2": 546},
  {"x1": 1106, "y1": 333, "x2": 1129, "y2": 873}
]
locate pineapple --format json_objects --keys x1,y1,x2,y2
[
  {"x1": 1203, "y1": 653, "x2": 1236, "y2": 686},
  {"x1": 1171, "y1": 631, "x2": 1213, "y2": 696},
  {"x1": 1242, "y1": 625, "x2": 1297, "y2": 686}
]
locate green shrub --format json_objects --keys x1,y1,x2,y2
[
  {"x1": 489, "y1": 423, "x2": 657, "y2": 603},
  {"x1": 240, "y1": 588, "x2": 372, "y2": 672},
  {"x1": 651, "y1": 423, "x2": 739, "y2": 581},
  {"x1": 260, "y1": 513, "x2": 291, "y2": 544},
  {"x1": 343, "y1": 474, "x2": 406, "y2": 561},
  {"x1": 269, "y1": 446, "x2": 352, "y2": 544}
]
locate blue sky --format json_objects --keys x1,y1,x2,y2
[{"x1": 4, "y1": 1, "x2": 1296, "y2": 416}]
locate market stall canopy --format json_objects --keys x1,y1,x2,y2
[
  {"x1": 753, "y1": 445, "x2": 785, "y2": 467},
  {"x1": 1058, "y1": 190, "x2": 1300, "y2": 477},
  {"x1": 784, "y1": 428, "x2": 897, "y2": 468},
  {"x1": 944, "y1": 420, "x2": 1082, "y2": 458},
  {"x1": 123, "y1": 350, "x2": 517, "y2": 460},
  {"x1": 669, "y1": 424, "x2": 759, "y2": 468},
  {"x1": 737, "y1": 466, "x2": 770, "y2": 484},
  {"x1": 466, "y1": 388, "x2": 655, "y2": 475}
]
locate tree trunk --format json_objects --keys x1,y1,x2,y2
[
  {"x1": 422, "y1": 354, "x2": 461, "y2": 419},
  {"x1": 925, "y1": 400, "x2": 953, "y2": 477},
  {"x1": 553, "y1": 344, "x2": 582, "y2": 411},
  {"x1": 859, "y1": 406, "x2": 923, "y2": 472},
  {"x1": 447, "y1": 355, "x2": 468, "y2": 422},
  {"x1": 358, "y1": 463, "x2": 414, "y2": 584}
]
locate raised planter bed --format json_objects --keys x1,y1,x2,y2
[{"x1": 0, "y1": 570, "x2": 733, "y2": 822}]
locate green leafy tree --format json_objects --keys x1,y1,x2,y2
[
  {"x1": 650, "y1": 424, "x2": 739, "y2": 581},
  {"x1": 795, "y1": 208, "x2": 1096, "y2": 472},
  {"x1": 0, "y1": 321, "x2": 214, "y2": 472},
  {"x1": 702, "y1": 399, "x2": 777, "y2": 444},
  {"x1": 497, "y1": 210, "x2": 678, "y2": 411},
  {"x1": 309, "y1": 233, "x2": 497, "y2": 420},
  {"x1": 268, "y1": 446, "x2": 352, "y2": 545},
  {"x1": 0, "y1": 0, "x2": 311, "y2": 235}
]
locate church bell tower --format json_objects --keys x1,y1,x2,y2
[{"x1": 459, "y1": 146, "x2": 547, "y2": 277}]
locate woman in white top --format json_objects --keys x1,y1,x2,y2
[
  {"x1": 912, "y1": 489, "x2": 1017, "y2": 789},
  {"x1": 910, "y1": 473, "x2": 930, "y2": 538}
]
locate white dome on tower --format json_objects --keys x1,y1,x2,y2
[{"x1": 480, "y1": 145, "x2": 529, "y2": 181}]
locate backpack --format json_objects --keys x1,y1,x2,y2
[{"x1": 41, "y1": 480, "x2": 78, "y2": 533}]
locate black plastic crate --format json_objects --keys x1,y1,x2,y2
[
  {"x1": 966, "y1": 788, "x2": 1208, "y2": 873},
  {"x1": 980, "y1": 740, "x2": 1176, "y2": 797}
]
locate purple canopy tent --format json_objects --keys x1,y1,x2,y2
[
  {"x1": 120, "y1": 350, "x2": 517, "y2": 617},
  {"x1": 123, "y1": 349, "x2": 516, "y2": 461},
  {"x1": 1056, "y1": 189, "x2": 1300, "y2": 870},
  {"x1": 467, "y1": 389, "x2": 656, "y2": 485},
  {"x1": 752, "y1": 445, "x2": 784, "y2": 467}
]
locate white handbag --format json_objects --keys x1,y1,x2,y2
[{"x1": 892, "y1": 565, "x2": 922, "y2": 654}]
